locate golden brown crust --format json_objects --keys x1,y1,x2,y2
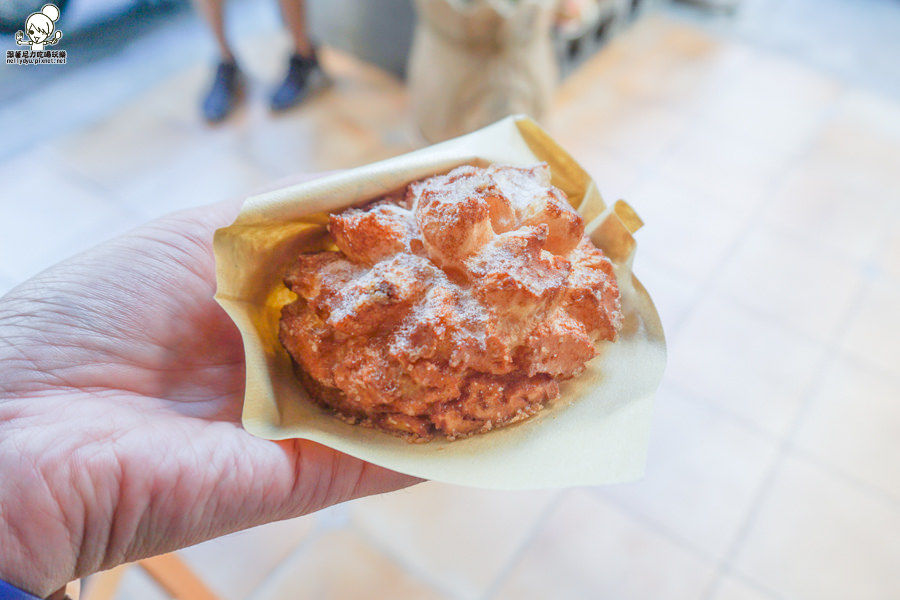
[
  {"x1": 279, "y1": 163, "x2": 622, "y2": 441},
  {"x1": 329, "y1": 203, "x2": 413, "y2": 266}
]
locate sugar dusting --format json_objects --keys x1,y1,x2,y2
[{"x1": 279, "y1": 163, "x2": 623, "y2": 441}]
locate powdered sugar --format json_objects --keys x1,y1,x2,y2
[{"x1": 279, "y1": 163, "x2": 623, "y2": 441}]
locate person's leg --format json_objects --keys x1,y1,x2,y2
[
  {"x1": 194, "y1": 0, "x2": 235, "y2": 62},
  {"x1": 193, "y1": 0, "x2": 242, "y2": 122},
  {"x1": 277, "y1": 0, "x2": 313, "y2": 58},
  {"x1": 270, "y1": 0, "x2": 321, "y2": 111}
]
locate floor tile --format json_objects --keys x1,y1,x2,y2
[
  {"x1": 599, "y1": 386, "x2": 778, "y2": 560},
  {"x1": 709, "y1": 576, "x2": 775, "y2": 600},
  {"x1": 0, "y1": 150, "x2": 141, "y2": 285},
  {"x1": 566, "y1": 146, "x2": 643, "y2": 206},
  {"x1": 49, "y1": 103, "x2": 202, "y2": 194},
  {"x1": 625, "y1": 173, "x2": 746, "y2": 282},
  {"x1": 714, "y1": 224, "x2": 865, "y2": 343},
  {"x1": 119, "y1": 136, "x2": 272, "y2": 222},
  {"x1": 348, "y1": 482, "x2": 558, "y2": 599},
  {"x1": 696, "y1": 51, "x2": 841, "y2": 157},
  {"x1": 631, "y1": 253, "x2": 702, "y2": 336},
  {"x1": 551, "y1": 97, "x2": 690, "y2": 166},
  {"x1": 239, "y1": 107, "x2": 382, "y2": 177},
  {"x1": 734, "y1": 455, "x2": 900, "y2": 600},
  {"x1": 829, "y1": 88, "x2": 900, "y2": 143},
  {"x1": 687, "y1": 0, "x2": 900, "y2": 101},
  {"x1": 549, "y1": 83, "x2": 625, "y2": 143},
  {"x1": 654, "y1": 124, "x2": 781, "y2": 220},
  {"x1": 583, "y1": 16, "x2": 752, "y2": 113},
  {"x1": 553, "y1": 19, "x2": 707, "y2": 105},
  {"x1": 132, "y1": 62, "x2": 211, "y2": 129},
  {"x1": 176, "y1": 516, "x2": 316, "y2": 600},
  {"x1": 807, "y1": 88, "x2": 900, "y2": 195},
  {"x1": 492, "y1": 490, "x2": 715, "y2": 600},
  {"x1": 111, "y1": 565, "x2": 170, "y2": 600},
  {"x1": 666, "y1": 293, "x2": 826, "y2": 437},
  {"x1": 308, "y1": 48, "x2": 412, "y2": 136},
  {"x1": 793, "y1": 357, "x2": 900, "y2": 502},
  {"x1": 876, "y1": 213, "x2": 900, "y2": 284},
  {"x1": 838, "y1": 278, "x2": 900, "y2": 376},
  {"x1": 251, "y1": 529, "x2": 444, "y2": 600},
  {"x1": 220, "y1": 45, "x2": 414, "y2": 178},
  {"x1": 764, "y1": 157, "x2": 893, "y2": 263}
]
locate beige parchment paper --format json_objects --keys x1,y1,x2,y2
[{"x1": 213, "y1": 115, "x2": 666, "y2": 490}]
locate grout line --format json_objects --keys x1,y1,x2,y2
[
  {"x1": 588, "y1": 486, "x2": 721, "y2": 564},
  {"x1": 781, "y1": 292, "x2": 874, "y2": 443},
  {"x1": 701, "y1": 230, "x2": 878, "y2": 599},
  {"x1": 50, "y1": 154, "x2": 138, "y2": 218},
  {"x1": 832, "y1": 343, "x2": 900, "y2": 389},
  {"x1": 351, "y1": 536, "x2": 460, "y2": 600},
  {"x1": 581, "y1": 485, "x2": 795, "y2": 600},
  {"x1": 667, "y1": 276, "x2": 900, "y2": 395},
  {"x1": 711, "y1": 272, "x2": 860, "y2": 351},
  {"x1": 697, "y1": 343, "x2": 839, "y2": 597},
  {"x1": 594, "y1": 50, "x2": 866, "y2": 599},
  {"x1": 663, "y1": 372, "x2": 900, "y2": 557},
  {"x1": 477, "y1": 491, "x2": 567, "y2": 600},
  {"x1": 698, "y1": 444, "x2": 788, "y2": 600},
  {"x1": 787, "y1": 445, "x2": 900, "y2": 512},
  {"x1": 585, "y1": 375, "x2": 872, "y2": 599},
  {"x1": 665, "y1": 366, "x2": 900, "y2": 512},
  {"x1": 658, "y1": 79, "x2": 848, "y2": 344},
  {"x1": 667, "y1": 120, "x2": 834, "y2": 322},
  {"x1": 705, "y1": 567, "x2": 790, "y2": 600},
  {"x1": 660, "y1": 95, "x2": 854, "y2": 600},
  {"x1": 244, "y1": 522, "x2": 326, "y2": 600},
  {"x1": 661, "y1": 378, "x2": 783, "y2": 442},
  {"x1": 344, "y1": 495, "x2": 471, "y2": 600},
  {"x1": 663, "y1": 1, "x2": 900, "y2": 104},
  {"x1": 665, "y1": 366, "x2": 900, "y2": 513},
  {"x1": 625, "y1": 93, "x2": 835, "y2": 344}
]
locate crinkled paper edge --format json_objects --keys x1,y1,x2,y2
[{"x1": 213, "y1": 115, "x2": 666, "y2": 490}]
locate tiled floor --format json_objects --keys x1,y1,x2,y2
[{"x1": 4, "y1": 2, "x2": 900, "y2": 600}]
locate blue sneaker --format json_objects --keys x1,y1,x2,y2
[
  {"x1": 202, "y1": 61, "x2": 241, "y2": 123},
  {"x1": 270, "y1": 50, "x2": 320, "y2": 111}
]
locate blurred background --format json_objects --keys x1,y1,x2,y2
[{"x1": 2, "y1": 0, "x2": 900, "y2": 598}]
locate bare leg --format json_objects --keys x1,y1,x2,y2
[
  {"x1": 276, "y1": 0, "x2": 313, "y2": 57},
  {"x1": 193, "y1": 0, "x2": 235, "y2": 62},
  {"x1": 193, "y1": 0, "x2": 241, "y2": 122},
  {"x1": 270, "y1": 0, "x2": 319, "y2": 110}
]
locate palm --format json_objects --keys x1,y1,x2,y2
[{"x1": 0, "y1": 198, "x2": 416, "y2": 598}]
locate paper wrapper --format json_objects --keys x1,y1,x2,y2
[{"x1": 213, "y1": 115, "x2": 666, "y2": 490}]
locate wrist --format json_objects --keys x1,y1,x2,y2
[
  {"x1": 0, "y1": 527, "x2": 71, "y2": 599},
  {"x1": 0, "y1": 454, "x2": 80, "y2": 599},
  {"x1": 0, "y1": 526, "x2": 53, "y2": 598}
]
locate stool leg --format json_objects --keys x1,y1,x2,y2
[
  {"x1": 80, "y1": 565, "x2": 129, "y2": 600},
  {"x1": 139, "y1": 553, "x2": 219, "y2": 600}
]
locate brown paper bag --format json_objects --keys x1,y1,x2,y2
[
  {"x1": 408, "y1": 0, "x2": 559, "y2": 142},
  {"x1": 213, "y1": 116, "x2": 666, "y2": 490}
]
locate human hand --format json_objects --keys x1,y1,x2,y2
[{"x1": 0, "y1": 178, "x2": 419, "y2": 598}]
